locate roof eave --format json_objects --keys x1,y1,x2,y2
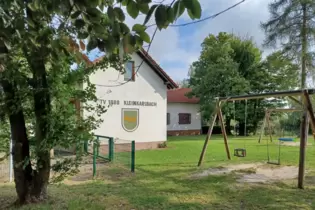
[{"x1": 137, "y1": 50, "x2": 178, "y2": 90}]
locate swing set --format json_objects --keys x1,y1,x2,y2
[
  {"x1": 197, "y1": 89, "x2": 315, "y2": 189},
  {"x1": 232, "y1": 99, "x2": 248, "y2": 158},
  {"x1": 258, "y1": 108, "x2": 315, "y2": 165}
]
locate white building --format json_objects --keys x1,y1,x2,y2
[
  {"x1": 167, "y1": 88, "x2": 202, "y2": 136},
  {"x1": 83, "y1": 50, "x2": 178, "y2": 150}
]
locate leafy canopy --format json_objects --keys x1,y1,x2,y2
[
  {"x1": 0, "y1": 0, "x2": 202, "y2": 58},
  {"x1": 188, "y1": 32, "x2": 298, "y2": 134}
]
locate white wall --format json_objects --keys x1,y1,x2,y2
[
  {"x1": 83, "y1": 53, "x2": 167, "y2": 143},
  {"x1": 167, "y1": 103, "x2": 201, "y2": 131}
]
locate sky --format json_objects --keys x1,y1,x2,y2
[{"x1": 90, "y1": 0, "x2": 274, "y2": 83}]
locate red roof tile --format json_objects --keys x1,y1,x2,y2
[{"x1": 167, "y1": 88, "x2": 199, "y2": 104}]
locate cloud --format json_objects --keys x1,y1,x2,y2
[
  {"x1": 93, "y1": 0, "x2": 274, "y2": 81},
  {"x1": 141, "y1": 0, "x2": 274, "y2": 81}
]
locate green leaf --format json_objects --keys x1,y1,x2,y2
[
  {"x1": 78, "y1": 31, "x2": 89, "y2": 39},
  {"x1": 86, "y1": 8, "x2": 102, "y2": 19},
  {"x1": 107, "y1": 6, "x2": 115, "y2": 21},
  {"x1": 122, "y1": 0, "x2": 130, "y2": 6},
  {"x1": 104, "y1": 36, "x2": 117, "y2": 52},
  {"x1": 122, "y1": 34, "x2": 132, "y2": 53},
  {"x1": 127, "y1": 0, "x2": 139, "y2": 19},
  {"x1": 167, "y1": 7, "x2": 174, "y2": 23},
  {"x1": 3, "y1": 40, "x2": 11, "y2": 50},
  {"x1": 87, "y1": 37, "x2": 98, "y2": 51},
  {"x1": 135, "y1": 35, "x2": 144, "y2": 47},
  {"x1": 183, "y1": 0, "x2": 201, "y2": 19},
  {"x1": 71, "y1": 11, "x2": 82, "y2": 19},
  {"x1": 27, "y1": 18, "x2": 36, "y2": 28},
  {"x1": 132, "y1": 24, "x2": 146, "y2": 33},
  {"x1": 139, "y1": 31, "x2": 150, "y2": 43},
  {"x1": 155, "y1": 5, "x2": 168, "y2": 30},
  {"x1": 119, "y1": 23, "x2": 130, "y2": 35},
  {"x1": 173, "y1": 0, "x2": 185, "y2": 19},
  {"x1": 112, "y1": 23, "x2": 121, "y2": 36},
  {"x1": 74, "y1": 19, "x2": 85, "y2": 29},
  {"x1": 114, "y1": 7, "x2": 125, "y2": 21},
  {"x1": 27, "y1": 3, "x2": 36, "y2": 11},
  {"x1": 138, "y1": 3, "x2": 149, "y2": 14},
  {"x1": 93, "y1": 24, "x2": 105, "y2": 34},
  {"x1": 187, "y1": 9, "x2": 194, "y2": 20},
  {"x1": 143, "y1": 4, "x2": 158, "y2": 25}
]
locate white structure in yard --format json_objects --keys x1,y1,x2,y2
[
  {"x1": 167, "y1": 88, "x2": 202, "y2": 136},
  {"x1": 83, "y1": 50, "x2": 178, "y2": 149}
]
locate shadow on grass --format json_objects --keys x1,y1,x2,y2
[{"x1": 2, "y1": 170, "x2": 315, "y2": 209}]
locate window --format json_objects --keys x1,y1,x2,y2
[
  {"x1": 167, "y1": 113, "x2": 170, "y2": 125},
  {"x1": 124, "y1": 61, "x2": 135, "y2": 81},
  {"x1": 178, "y1": 113, "x2": 191, "y2": 125}
]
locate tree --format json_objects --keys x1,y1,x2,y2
[
  {"x1": 261, "y1": 51, "x2": 300, "y2": 91},
  {"x1": 261, "y1": 0, "x2": 315, "y2": 89},
  {"x1": 176, "y1": 79, "x2": 190, "y2": 88},
  {"x1": 0, "y1": 0, "x2": 202, "y2": 205},
  {"x1": 189, "y1": 33, "x2": 251, "y2": 135},
  {"x1": 188, "y1": 33, "x2": 298, "y2": 135}
]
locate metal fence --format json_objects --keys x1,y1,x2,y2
[
  {"x1": 0, "y1": 135, "x2": 136, "y2": 183},
  {"x1": 83, "y1": 135, "x2": 135, "y2": 176}
]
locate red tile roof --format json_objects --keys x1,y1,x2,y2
[
  {"x1": 92, "y1": 49, "x2": 178, "y2": 89},
  {"x1": 167, "y1": 88, "x2": 199, "y2": 104}
]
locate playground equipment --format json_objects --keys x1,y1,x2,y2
[
  {"x1": 258, "y1": 108, "x2": 315, "y2": 143},
  {"x1": 259, "y1": 108, "x2": 315, "y2": 165},
  {"x1": 84, "y1": 135, "x2": 135, "y2": 176},
  {"x1": 232, "y1": 99, "x2": 248, "y2": 157},
  {"x1": 197, "y1": 89, "x2": 315, "y2": 189}
]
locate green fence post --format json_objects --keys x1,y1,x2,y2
[
  {"x1": 109, "y1": 137, "x2": 114, "y2": 162},
  {"x1": 131, "y1": 140, "x2": 135, "y2": 173},
  {"x1": 93, "y1": 141, "x2": 97, "y2": 177},
  {"x1": 96, "y1": 136, "x2": 100, "y2": 157}
]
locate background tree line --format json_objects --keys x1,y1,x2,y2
[{"x1": 185, "y1": 32, "x2": 299, "y2": 135}]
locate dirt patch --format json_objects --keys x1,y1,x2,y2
[
  {"x1": 192, "y1": 163, "x2": 262, "y2": 177},
  {"x1": 192, "y1": 163, "x2": 299, "y2": 183},
  {"x1": 238, "y1": 166, "x2": 298, "y2": 183}
]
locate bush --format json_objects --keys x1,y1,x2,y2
[
  {"x1": 202, "y1": 126, "x2": 222, "y2": 134},
  {"x1": 158, "y1": 142, "x2": 167, "y2": 148}
]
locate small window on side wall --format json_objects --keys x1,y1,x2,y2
[
  {"x1": 167, "y1": 113, "x2": 170, "y2": 125},
  {"x1": 124, "y1": 61, "x2": 135, "y2": 81},
  {"x1": 178, "y1": 113, "x2": 191, "y2": 125}
]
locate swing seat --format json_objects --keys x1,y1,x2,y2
[
  {"x1": 234, "y1": 148, "x2": 246, "y2": 157},
  {"x1": 278, "y1": 137, "x2": 294, "y2": 142}
]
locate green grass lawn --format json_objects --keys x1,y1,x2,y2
[{"x1": 2, "y1": 135, "x2": 315, "y2": 209}]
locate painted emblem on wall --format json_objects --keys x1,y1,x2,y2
[{"x1": 122, "y1": 108, "x2": 139, "y2": 132}]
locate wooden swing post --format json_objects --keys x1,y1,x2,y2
[
  {"x1": 197, "y1": 100, "x2": 231, "y2": 166},
  {"x1": 197, "y1": 89, "x2": 315, "y2": 175},
  {"x1": 303, "y1": 91, "x2": 315, "y2": 141},
  {"x1": 217, "y1": 102, "x2": 231, "y2": 160},
  {"x1": 197, "y1": 108, "x2": 218, "y2": 166}
]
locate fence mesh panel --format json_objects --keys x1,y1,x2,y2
[{"x1": 113, "y1": 138, "x2": 135, "y2": 171}]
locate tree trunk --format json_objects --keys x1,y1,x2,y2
[
  {"x1": 29, "y1": 56, "x2": 51, "y2": 202},
  {"x1": 1, "y1": 80, "x2": 33, "y2": 204},
  {"x1": 239, "y1": 122, "x2": 245, "y2": 136},
  {"x1": 301, "y1": 3, "x2": 307, "y2": 89},
  {"x1": 300, "y1": 3, "x2": 310, "y2": 141}
]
